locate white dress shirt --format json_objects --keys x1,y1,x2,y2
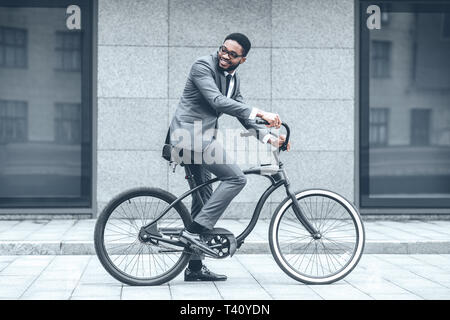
[{"x1": 224, "y1": 70, "x2": 275, "y2": 144}]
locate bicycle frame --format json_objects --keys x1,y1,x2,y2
[
  {"x1": 141, "y1": 154, "x2": 320, "y2": 248},
  {"x1": 98, "y1": 120, "x2": 364, "y2": 286}
]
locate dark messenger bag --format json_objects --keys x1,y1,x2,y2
[{"x1": 162, "y1": 130, "x2": 184, "y2": 170}]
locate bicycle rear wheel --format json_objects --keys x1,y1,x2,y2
[
  {"x1": 269, "y1": 189, "x2": 365, "y2": 285},
  {"x1": 94, "y1": 187, "x2": 192, "y2": 286}
]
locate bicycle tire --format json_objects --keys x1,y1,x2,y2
[
  {"x1": 94, "y1": 187, "x2": 192, "y2": 286},
  {"x1": 269, "y1": 189, "x2": 365, "y2": 285}
]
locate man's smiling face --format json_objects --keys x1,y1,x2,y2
[{"x1": 217, "y1": 39, "x2": 246, "y2": 72}]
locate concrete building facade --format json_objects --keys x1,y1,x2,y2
[{"x1": 0, "y1": 0, "x2": 449, "y2": 218}]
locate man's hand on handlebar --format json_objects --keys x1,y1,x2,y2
[
  {"x1": 254, "y1": 115, "x2": 291, "y2": 151},
  {"x1": 256, "y1": 110, "x2": 281, "y2": 129},
  {"x1": 268, "y1": 134, "x2": 291, "y2": 151}
]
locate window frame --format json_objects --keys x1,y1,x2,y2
[
  {"x1": 357, "y1": 0, "x2": 450, "y2": 213},
  {"x1": 0, "y1": 26, "x2": 28, "y2": 68},
  {"x1": 54, "y1": 30, "x2": 82, "y2": 72},
  {"x1": 410, "y1": 108, "x2": 431, "y2": 146},
  {"x1": 54, "y1": 102, "x2": 82, "y2": 144},
  {"x1": 0, "y1": 100, "x2": 28, "y2": 143},
  {"x1": 370, "y1": 40, "x2": 391, "y2": 78},
  {"x1": 369, "y1": 107, "x2": 389, "y2": 147},
  {"x1": 0, "y1": 0, "x2": 97, "y2": 215}
]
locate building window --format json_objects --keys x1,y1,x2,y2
[
  {"x1": 410, "y1": 109, "x2": 431, "y2": 146},
  {"x1": 0, "y1": 26, "x2": 27, "y2": 68},
  {"x1": 360, "y1": 1, "x2": 450, "y2": 210},
  {"x1": 369, "y1": 108, "x2": 388, "y2": 147},
  {"x1": 0, "y1": 1, "x2": 93, "y2": 210},
  {"x1": 371, "y1": 41, "x2": 391, "y2": 78},
  {"x1": 55, "y1": 31, "x2": 81, "y2": 71},
  {"x1": 0, "y1": 100, "x2": 28, "y2": 144},
  {"x1": 54, "y1": 103, "x2": 81, "y2": 144}
]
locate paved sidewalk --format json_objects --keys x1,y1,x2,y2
[
  {"x1": 0, "y1": 219, "x2": 449, "y2": 255},
  {"x1": 0, "y1": 254, "x2": 449, "y2": 300}
]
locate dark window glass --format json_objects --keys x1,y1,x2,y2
[
  {"x1": 0, "y1": 1, "x2": 92, "y2": 209},
  {"x1": 55, "y1": 31, "x2": 81, "y2": 71},
  {"x1": 360, "y1": 2, "x2": 450, "y2": 209},
  {"x1": 0, "y1": 100, "x2": 28, "y2": 143},
  {"x1": 0, "y1": 26, "x2": 27, "y2": 68},
  {"x1": 369, "y1": 108, "x2": 389, "y2": 147},
  {"x1": 371, "y1": 41, "x2": 391, "y2": 78},
  {"x1": 410, "y1": 109, "x2": 431, "y2": 146},
  {"x1": 54, "y1": 103, "x2": 81, "y2": 144}
]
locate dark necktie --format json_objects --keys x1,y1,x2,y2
[{"x1": 225, "y1": 74, "x2": 232, "y2": 96}]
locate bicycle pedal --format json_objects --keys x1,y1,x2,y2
[
  {"x1": 201, "y1": 228, "x2": 237, "y2": 257},
  {"x1": 180, "y1": 230, "x2": 218, "y2": 257}
]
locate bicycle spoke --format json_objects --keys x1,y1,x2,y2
[
  {"x1": 101, "y1": 193, "x2": 187, "y2": 282},
  {"x1": 319, "y1": 240, "x2": 345, "y2": 270},
  {"x1": 120, "y1": 202, "x2": 138, "y2": 228},
  {"x1": 113, "y1": 240, "x2": 137, "y2": 271},
  {"x1": 317, "y1": 198, "x2": 331, "y2": 232},
  {"x1": 319, "y1": 208, "x2": 351, "y2": 234},
  {"x1": 318, "y1": 241, "x2": 334, "y2": 275},
  {"x1": 274, "y1": 192, "x2": 363, "y2": 282},
  {"x1": 105, "y1": 220, "x2": 136, "y2": 236}
]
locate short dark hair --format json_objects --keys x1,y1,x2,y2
[{"x1": 224, "y1": 33, "x2": 251, "y2": 57}]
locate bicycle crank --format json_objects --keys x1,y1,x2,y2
[
  {"x1": 179, "y1": 227, "x2": 237, "y2": 259},
  {"x1": 201, "y1": 228, "x2": 238, "y2": 258}
]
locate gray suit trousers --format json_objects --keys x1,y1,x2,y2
[
  {"x1": 188, "y1": 162, "x2": 247, "y2": 229},
  {"x1": 185, "y1": 142, "x2": 247, "y2": 261}
]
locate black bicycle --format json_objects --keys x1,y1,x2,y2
[{"x1": 94, "y1": 121, "x2": 365, "y2": 286}]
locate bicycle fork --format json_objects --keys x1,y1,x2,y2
[{"x1": 281, "y1": 168, "x2": 322, "y2": 240}]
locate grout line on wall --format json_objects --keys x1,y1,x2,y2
[
  {"x1": 167, "y1": 0, "x2": 170, "y2": 193},
  {"x1": 271, "y1": 98, "x2": 354, "y2": 101},
  {"x1": 97, "y1": 149, "x2": 355, "y2": 153},
  {"x1": 98, "y1": 97, "x2": 353, "y2": 101},
  {"x1": 98, "y1": 44, "x2": 353, "y2": 50},
  {"x1": 98, "y1": 97, "x2": 168, "y2": 100},
  {"x1": 270, "y1": 0, "x2": 273, "y2": 113}
]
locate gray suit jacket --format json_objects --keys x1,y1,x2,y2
[{"x1": 168, "y1": 52, "x2": 270, "y2": 152}]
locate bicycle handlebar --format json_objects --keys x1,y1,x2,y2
[{"x1": 255, "y1": 119, "x2": 290, "y2": 152}]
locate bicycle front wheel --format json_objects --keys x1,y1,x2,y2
[
  {"x1": 94, "y1": 187, "x2": 192, "y2": 286},
  {"x1": 269, "y1": 189, "x2": 365, "y2": 285}
]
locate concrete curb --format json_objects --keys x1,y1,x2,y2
[{"x1": 1, "y1": 240, "x2": 449, "y2": 255}]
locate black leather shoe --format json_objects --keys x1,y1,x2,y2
[{"x1": 184, "y1": 265, "x2": 227, "y2": 282}]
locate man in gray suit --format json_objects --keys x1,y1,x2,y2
[{"x1": 167, "y1": 33, "x2": 289, "y2": 281}]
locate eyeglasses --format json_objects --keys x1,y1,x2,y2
[{"x1": 218, "y1": 45, "x2": 243, "y2": 59}]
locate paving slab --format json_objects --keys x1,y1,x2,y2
[
  {"x1": 0, "y1": 221, "x2": 21, "y2": 234},
  {"x1": 0, "y1": 254, "x2": 448, "y2": 299},
  {"x1": 20, "y1": 290, "x2": 73, "y2": 300},
  {"x1": 0, "y1": 220, "x2": 449, "y2": 255},
  {"x1": 169, "y1": 281, "x2": 223, "y2": 300},
  {"x1": 0, "y1": 221, "x2": 48, "y2": 241},
  {"x1": 368, "y1": 293, "x2": 423, "y2": 300},
  {"x1": 410, "y1": 254, "x2": 450, "y2": 271},
  {"x1": 72, "y1": 283, "x2": 122, "y2": 298},
  {"x1": 308, "y1": 283, "x2": 374, "y2": 300},
  {"x1": 26, "y1": 220, "x2": 76, "y2": 241},
  {"x1": 121, "y1": 286, "x2": 171, "y2": 300}
]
